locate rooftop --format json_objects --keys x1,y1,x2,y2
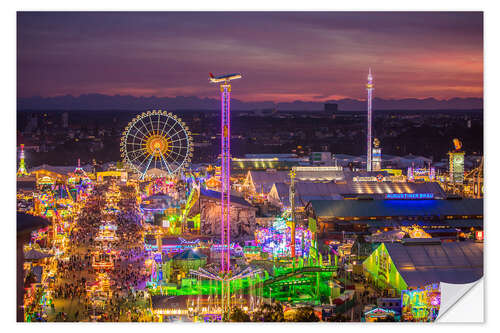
[
  {"x1": 384, "y1": 241, "x2": 483, "y2": 286},
  {"x1": 309, "y1": 199, "x2": 483, "y2": 218},
  {"x1": 171, "y1": 248, "x2": 207, "y2": 261},
  {"x1": 200, "y1": 188, "x2": 254, "y2": 208}
]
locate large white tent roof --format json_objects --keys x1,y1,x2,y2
[{"x1": 385, "y1": 240, "x2": 483, "y2": 286}]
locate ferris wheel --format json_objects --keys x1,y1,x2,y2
[{"x1": 120, "y1": 110, "x2": 193, "y2": 179}]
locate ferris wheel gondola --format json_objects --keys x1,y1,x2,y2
[{"x1": 120, "y1": 110, "x2": 193, "y2": 179}]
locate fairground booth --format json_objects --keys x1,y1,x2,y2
[
  {"x1": 306, "y1": 198, "x2": 483, "y2": 240},
  {"x1": 362, "y1": 239, "x2": 483, "y2": 321}
]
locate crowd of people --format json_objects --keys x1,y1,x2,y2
[{"x1": 47, "y1": 182, "x2": 150, "y2": 321}]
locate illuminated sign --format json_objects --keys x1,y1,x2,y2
[
  {"x1": 232, "y1": 158, "x2": 278, "y2": 162},
  {"x1": 401, "y1": 284, "x2": 440, "y2": 321},
  {"x1": 475, "y1": 230, "x2": 484, "y2": 241},
  {"x1": 353, "y1": 176, "x2": 386, "y2": 182},
  {"x1": 407, "y1": 167, "x2": 436, "y2": 182},
  {"x1": 293, "y1": 166, "x2": 343, "y2": 172},
  {"x1": 449, "y1": 152, "x2": 464, "y2": 184},
  {"x1": 372, "y1": 148, "x2": 382, "y2": 171},
  {"x1": 381, "y1": 169, "x2": 402, "y2": 176},
  {"x1": 385, "y1": 193, "x2": 434, "y2": 200}
]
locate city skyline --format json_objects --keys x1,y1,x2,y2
[{"x1": 17, "y1": 12, "x2": 483, "y2": 103}]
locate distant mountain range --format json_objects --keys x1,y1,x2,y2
[{"x1": 17, "y1": 94, "x2": 483, "y2": 111}]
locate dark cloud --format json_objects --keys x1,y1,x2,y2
[{"x1": 17, "y1": 11, "x2": 483, "y2": 102}]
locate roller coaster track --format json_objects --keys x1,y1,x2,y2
[
  {"x1": 237, "y1": 266, "x2": 337, "y2": 292},
  {"x1": 181, "y1": 181, "x2": 199, "y2": 222},
  {"x1": 463, "y1": 156, "x2": 483, "y2": 198},
  {"x1": 464, "y1": 156, "x2": 483, "y2": 180},
  {"x1": 262, "y1": 266, "x2": 337, "y2": 287}
]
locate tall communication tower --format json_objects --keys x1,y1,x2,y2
[
  {"x1": 366, "y1": 68, "x2": 374, "y2": 172},
  {"x1": 209, "y1": 72, "x2": 242, "y2": 274},
  {"x1": 17, "y1": 144, "x2": 29, "y2": 177}
]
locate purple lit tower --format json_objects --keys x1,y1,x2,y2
[
  {"x1": 366, "y1": 68, "x2": 374, "y2": 172},
  {"x1": 209, "y1": 72, "x2": 242, "y2": 273}
]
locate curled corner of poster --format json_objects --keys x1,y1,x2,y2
[{"x1": 436, "y1": 278, "x2": 484, "y2": 323}]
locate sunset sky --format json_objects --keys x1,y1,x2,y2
[{"x1": 17, "y1": 12, "x2": 483, "y2": 102}]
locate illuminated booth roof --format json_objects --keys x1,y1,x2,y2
[
  {"x1": 332, "y1": 154, "x2": 432, "y2": 169},
  {"x1": 395, "y1": 219, "x2": 482, "y2": 228},
  {"x1": 232, "y1": 155, "x2": 306, "y2": 172},
  {"x1": 17, "y1": 178, "x2": 37, "y2": 191},
  {"x1": 144, "y1": 167, "x2": 170, "y2": 178},
  {"x1": 24, "y1": 249, "x2": 53, "y2": 260},
  {"x1": 151, "y1": 295, "x2": 189, "y2": 313},
  {"x1": 269, "y1": 181, "x2": 446, "y2": 208},
  {"x1": 30, "y1": 163, "x2": 93, "y2": 175},
  {"x1": 29, "y1": 265, "x2": 44, "y2": 284},
  {"x1": 269, "y1": 182, "x2": 343, "y2": 208},
  {"x1": 199, "y1": 188, "x2": 254, "y2": 208},
  {"x1": 363, "y1": 241, "x2": 483, "y2": 294},
  {"x1": 384, "y1": 240, "x2": 483, "y2": 286},
  {"x1": 244, "y1": 169, "x2": 345, "y2": 193},
  {"x1": 171, "y1": 248, "x2": 207, "y2": 261},
  {"x1": 245, "y1": 171, "x2": 294, "y2": 193},
  {"x1": 141, "y1": 194, "x2": 179, "y2": 210},
  {"x1": 17, "y1": 212, "x2": 50, "y2": 236},
  {"x1": 307, "y1": 199, "x2": 483, "y2": 219}
]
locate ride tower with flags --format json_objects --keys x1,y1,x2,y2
[{"x1": 17, "y1": 144, "x2": 29, "y2": 177}]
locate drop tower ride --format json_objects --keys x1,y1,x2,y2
[
  {"x1": 366, "y1": 68, "x2": 374, "y2": 172},
  {"x1": 209, "y1": 72, "x2": 242, "y2": 273}
]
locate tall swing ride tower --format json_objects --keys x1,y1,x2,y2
[
  {"x1": 209, "y1": 72, "x2": 242, "y2": 273},
  {"x1": 17, "y1": 144, "x2": 29, "y2": 177},
  {"x1": 366, "y1": 68, "x2": 374, "y2": 172}
]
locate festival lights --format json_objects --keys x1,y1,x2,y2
[
  {"x1": 210, "y1": 73, "x2": 241, "y2": 276},
  {"x1": 366, "y1": 68, "x2": 374, "y2": 172},
  {"x1": 255, "y1": 217, "x2": 312, "y2": 257},
  {"x1": 121, "y1": 110, "x2": 193, "y2": 179}
]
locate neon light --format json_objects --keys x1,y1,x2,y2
[
  {"x1": 407, "y1": 167, "x2": 436, "y2": 182},
  {"x1": 372, "y1": 147, "x2": 382, "y2": 171},
  {"x1": 255, "y1": 217, "x2": 312, "y2": 257},
  {"x1": 385, "y1": 193, "x2": 434, "y2": 199},
  {"x1": 449, "y1": 152, "x2": 465, "y2": 184},
  {"x1": 213, "y1": 75, "x2": 240, "y2": 274},
  {"x1": 364, "y1": 307, "x2": 396, "y2": 316},
  {"x1": 366, "y1": 68, "x2": 374, "y2": 172},
  {"x1": 232, "y1": 158, "x2": 279, "y2": 162},
  {"x1": 401, "y1": 284, "x2": 440, "y2": 321},
  {"x1": 17, "y1": 144, "x2": 29, "y2": 176},
  {"x1": 293, "y1": 166, "x2": 343, "y2": 172},
  {"x1": 210, "y1": 72, "x2": 241, "y2": 314},
  {"x1": 178, "y1": 237, "x2": 200, "y2": 245}
]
